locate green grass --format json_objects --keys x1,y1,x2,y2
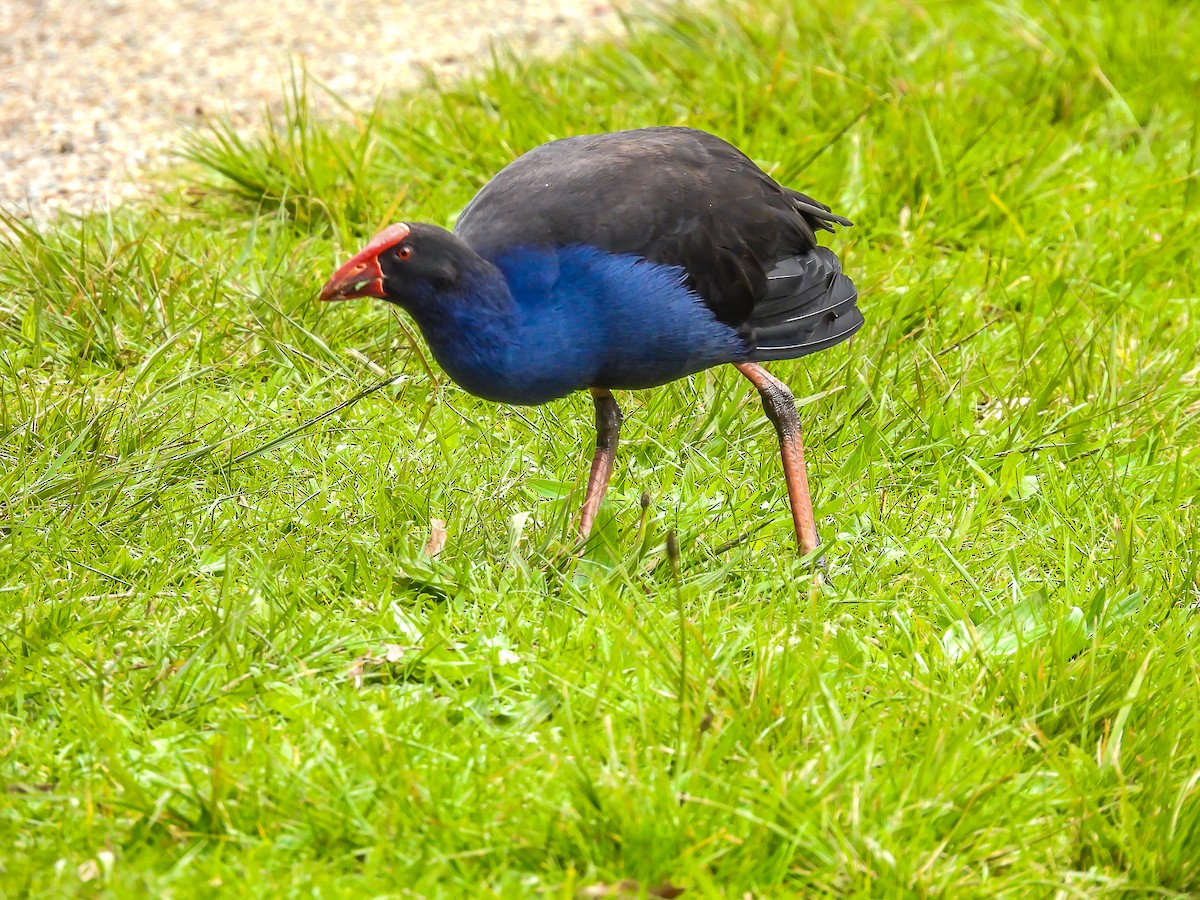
[{"x1": 2, "y1": 0, "x2": 1199, "y2": 894}]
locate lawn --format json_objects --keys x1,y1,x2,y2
[{"x1": 2, "y1": 0, "x2": 1198, "y2": 895}]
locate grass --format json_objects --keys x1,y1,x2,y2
[{"x1": 1, "y1": 0, "x2": 1199, "y2": 894}]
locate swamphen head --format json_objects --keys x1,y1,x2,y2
[
  {"x1": 319, "y1": 221, "x2": 491, "y2": 309},
  {"x1": 319, "y1": 127, "x2": 861, "y2": 558}
]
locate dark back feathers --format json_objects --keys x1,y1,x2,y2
[{"x1": 454, "y1": 126, "x2": 852, "y2": 327}]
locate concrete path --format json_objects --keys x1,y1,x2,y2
[{"x1": 0, "y1": 0, "x2": 625, "y2": 219}]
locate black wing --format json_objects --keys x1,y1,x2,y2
[{"x1": 453, "y1": 127, "x2": 851, "y2": 327}]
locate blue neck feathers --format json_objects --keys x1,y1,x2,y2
[{"x1": 405, "y1": 244, "x2": 748, "y2": 405}]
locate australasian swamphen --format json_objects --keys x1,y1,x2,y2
[{"x1": 319, "y1": 126, "x2": 861, "y2": 556}]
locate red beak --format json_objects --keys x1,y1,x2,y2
[{"x1": 318, "y1": 223, "x2": 412, "y2": 302}]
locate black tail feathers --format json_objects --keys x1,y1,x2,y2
[{"x1": 739, "y1": 247, "x2": 862, "y2": 362}]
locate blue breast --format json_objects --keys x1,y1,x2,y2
[{"x1": 469, "y1": 245, "x2": 748, "y2": 404}]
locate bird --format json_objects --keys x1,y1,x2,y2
[{"x1": 319, "y1": 126, "x2": 861, "y2": 557}]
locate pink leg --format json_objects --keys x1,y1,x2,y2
[
  {"x1": 734, "y1": 362, "x2": 820, "y2": 556},
  {"x1": 578, "y1": 388, "x2": 623, "y2": 539}
]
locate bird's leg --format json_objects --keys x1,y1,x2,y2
[
  {"x1": 578, "y1": 388, "x2": 624, "y2": 539},
  {"x1": 734, "y1": 362, "x2": 820, "y2": 557}
]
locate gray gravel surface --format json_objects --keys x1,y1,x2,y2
[{"x1": 0, "y1": 0, "x2": 626, "y2": 220}]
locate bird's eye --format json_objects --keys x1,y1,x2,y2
[{"x1": 397, "y1": 245, "x2": 414, "y2": 260}]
